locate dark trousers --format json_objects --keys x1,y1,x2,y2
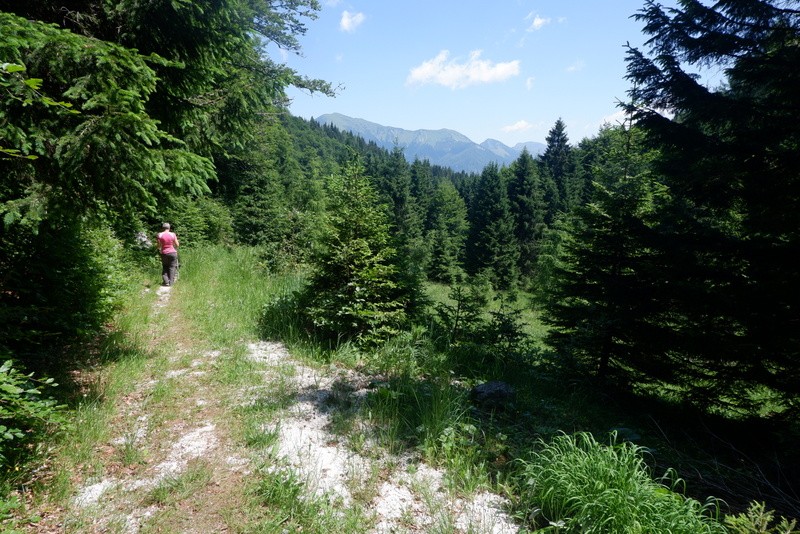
[{"x1": 161, "y1": 252, "x2": 178, "y2": 286}]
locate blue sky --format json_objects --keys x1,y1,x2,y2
[{"x1": 277, "y1": 1, "x2": 657, "y2": 147}]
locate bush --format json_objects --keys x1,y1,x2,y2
[
  {"x1": 0, "y1": 360, "x2": 65, "y2": 464},
  {"x1": 724, "y1": 501, "x2": 797, "y2": 534},
  {"x1": 517, "y1": 432, "x2": 726, "y2": 533},
  {"x1": 0, "y1": 221, "x2": 131, "y2": 362}
]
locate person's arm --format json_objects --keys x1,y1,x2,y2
[
  {"x1": 156, "y1": 233, "x2": 162, "y2": 253},
  {"x1": 174, "y1": 233, "x2": 179, "y2": 248}
]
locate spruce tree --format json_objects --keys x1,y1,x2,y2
[
  {"x1": 507, "y1": 149, "x2": 548, "y2": 281},
  {"x1": 539, "y1": 118, "x2": 577, "y2": 214},
  {"x1": 466, "y1": 163, "x2": 520, "y2": 290},
  {"x1": 301, "y1": 156, "x2": 410, "y2": 345},
  {"x1": 410, "y1": 158, "x2": 436, "y2": 231},
  {"x1": 544, "y1": 124, "x2": 662, "y2": 379},
  {"x1": 427, "y1": 180, "x2": 469, "y2": 283},
  {"x1": 0, "y1": 12, "x2": 214, "y2": 227},
  {"x1": 624, "y1": 0, "x2": 800, "y2": 415}
]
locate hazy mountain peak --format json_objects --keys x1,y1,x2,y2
[{"x1": 315, "y1": 113, "x2": 544, "y2": 173}]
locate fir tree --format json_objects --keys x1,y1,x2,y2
[
  {"x1": 507, "y1": 149, "x2": 548, "y2": 281},
  {"x1": 466, "y1": 163, "x2": 520, "y2": 290},
  {"x1": 624, "y1": 0, "x2": 800, "y2": 415}
]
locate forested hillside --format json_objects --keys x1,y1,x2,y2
[{"x1": 2, "y1": 0, "x2": 799, "y2": 531}]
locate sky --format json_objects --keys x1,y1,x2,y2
[{"x1": 276, "y1": 1, "x2": 659, "y2": 147}]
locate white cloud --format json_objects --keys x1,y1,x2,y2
[
  {"x1": 340, "y1": 10, "x2": 365, "y2": 32},
  {"x1": 566, "y1": 60, "x2": 585, "y2": 72},
  {"x1": 502, "y1": 120, "x2": 534, "y2": 133},
  {"x1": 601, "y1": 109, "x2": 627, "y2": 126},
  {"x1": 525, "y1": 76, "x2": 535, "y2": 90},
  {"x1": 406, "y1": 50, "x2": 520, "y2": 89},
  {"x1": 525, "y1": 12, "x2": 551, "y2": 31}
]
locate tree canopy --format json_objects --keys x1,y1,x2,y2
[{"x1": 615, "y1": 0, "x2": 800, "y2": 416}]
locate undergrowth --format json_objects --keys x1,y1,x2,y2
[
  {"x1": 255, "y1": 248, "x2": 799, "y2": 532},
  {"x1": 517, "y1": 432, "x2": 727, "y2": 533}
]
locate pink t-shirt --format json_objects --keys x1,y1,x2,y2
[{"x1": 158, "y1": 231, "x2": 178, "y2": 254}]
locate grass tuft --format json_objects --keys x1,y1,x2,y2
[
  {"x1": 517, "y1": 431, "x2": 726, "y2": 533},
  {"x1": 244, "y1": 463, "x2": 370, "y2": 533},
  {"x1": 146, "y1": 460, "x2": 213, "y2": 506}
]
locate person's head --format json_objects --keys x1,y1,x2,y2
[{"x1": 162, "y1": 222, "x2": 171, "y2": 231}]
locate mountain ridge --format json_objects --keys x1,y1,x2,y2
[{"x1": 314, "y1": 113, "x2": 545, "y2": 173}]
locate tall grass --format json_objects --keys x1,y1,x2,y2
[
  {"x1": 517, "y1": 432, "x2": 727, "y2": 533},
  {"x1": 176, "y1": 246, "x2": 304, "y2": 347}
]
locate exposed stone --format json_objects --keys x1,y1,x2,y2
[{"x1": 469, "y1": 380, "x2": 516, "y2": 411}]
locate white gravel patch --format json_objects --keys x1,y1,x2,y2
[
  {"x1": 154, "y1": 285, "x2": 171, "y2": 307},
  {"x1": 246, "y1": 341, "x2": 520, "y2": 533},
  {"x1": 455, "y1": 491, "x2": 519, "y2": 533},
  {"x1": 154, "y1": 422, "x2": 217, "y2": 479},
  {"x1": 73, "y1": 479, "x2": 116, "y2": 507},
  {"x1": 123, "y1": 505, "x2": 158, "y2": 533},
  {"x1": 267, "y1": 411, "x2": 370, "y2": 504}
]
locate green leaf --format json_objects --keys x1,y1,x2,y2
[
  {"x1": 1, "y1": 63, "x2": 26, "y2": 73},
  {"x1": 23, "y1": 78, "x2": 42, "y2": 90},
  {"x1": 0, "y1": 384, "x2": 24, "y2": 395}
]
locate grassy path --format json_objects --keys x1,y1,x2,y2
[
  {"x1": 31, "y1": 248, "x2": 274, "y2": 532},
  {"x1": 19, "y1": 247, "x2": 518, "y2": 533}
]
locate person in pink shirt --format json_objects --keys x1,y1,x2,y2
[{"x1": 157, "y1": 222, "x2": 180, "y2": 286}]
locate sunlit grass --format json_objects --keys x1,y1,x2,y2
[
  {"x1": 175, "y1": 246, "x2": 304, "y2": 347},
  {"x1": 517, "y1": 432, "x2": 726, "y2": 533},
  {"x1": 145, "y1": 460, "x2": 213, "y2": 506}
]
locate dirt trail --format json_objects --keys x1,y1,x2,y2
[{"x1": 37, "y1": 284, "x2": 519, "y2": 532}]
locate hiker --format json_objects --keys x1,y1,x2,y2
[{"x1": 157, "y1": 222, "x2": 180, "y2": 286}]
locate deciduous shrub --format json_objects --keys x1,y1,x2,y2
[{"x1": 0, "y1": 360, "x2": 65, "y2": 464}]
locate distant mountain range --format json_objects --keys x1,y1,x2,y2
[{"x1": 314, "y1": 113, "x2": 546, "y2": 174}]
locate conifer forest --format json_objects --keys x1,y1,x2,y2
[{"x1": 1, "y1": 1, "x2": 799, "y2": 531}]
